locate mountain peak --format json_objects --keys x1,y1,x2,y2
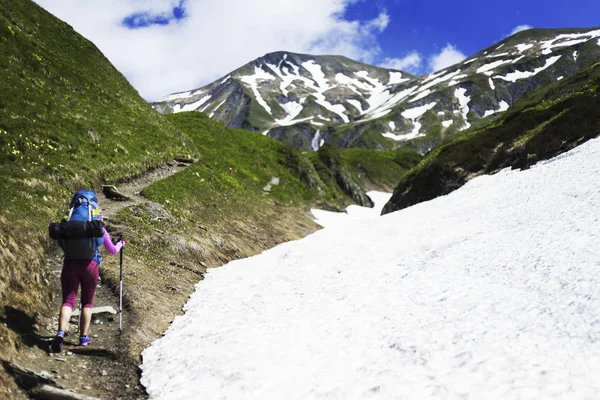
[{"x1": 154, "y1": 27, "x2": 600, "y2": 153}]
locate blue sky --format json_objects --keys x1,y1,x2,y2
[
  {"x1": 34, "y1": 0, "x2": 600, "y2": 100},
  {"x1": 349, "y1": 0, "x2": 600, "y2": 55},
  {"x1": 345, "y1": 0, "x2": 600, "y2": 72}
]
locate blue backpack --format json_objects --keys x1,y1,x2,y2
[{"x1": 60, "y1": 190, "x2": 103, "y2": 260}]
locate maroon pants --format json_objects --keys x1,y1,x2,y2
[{"x1": 61, "y1": 259, "x2": 99, "y2": 309}]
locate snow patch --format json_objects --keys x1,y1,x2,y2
[
  {"x1": 173, "y1": 95, "x2": 212, "y2": 113},
  {"x1": 347, "y1": 99, "x2": 363, "y2": 112},
  {"x1": 477, "y1": 59, "x2": 513, "y2": 73},
  {"x1": 489, "y1": 78, "x2": 496, "y2": 90},
  {"x1": 388, "y1": 71, "x2": 410, "y2": 85},
  {"x1": 417, "y1": 70, "x2": 463, "y2": 93},
  {"x1": 482, "y1": 101, "x2": 509, "y2": 118},
  {"x1": 388, "y1": 121, "x2": 396, "y2": 131},
  {"x1": 391, "y1": 102, "x2": 437, "y2": 140},
  {"x1": 409, "y1": 89, "x2": 431, "y2": 103},
  {"x1": 496, "y1": 56, "x2": 562, "y2": 82},
  {"x1": 515, "y1": 43, "x2": 534, "y2": 53},
  {"x1": 455, "y1": 88, "x2": 471, "y2": 130},
  {"x1": 557, "y1": 76, "x2": 564, "y2": 81},
  {"x1": 163, "y1": 90, "x2": 201, "y2": 102},
  {"x1": 512, "y1": 55, "x2": 526, "y2": 64},
  {"x1": 302, "y1": 61, "x2": 329, "y2": 91},
  {"x1": 311, "y1": 131, "x2": 325, "y2": 151},
  {"x1": 209, "y1": 100, "x2": 226, "y2": 118},
  {"x1": 422, "y1": 69, "x2": 447, "y2": 84},
  {"x1": 275, "y1": 101, "x2": 308, "y2": 126},
  {"x1": 442, "y1": 120, "x2": 454, "y2": 128},
  {"x1": 240, "y1": 67, "x2": 276, "y2": 115},
  {"x1": 487, "y1": 52, "x2": 511, "y2": 58}
]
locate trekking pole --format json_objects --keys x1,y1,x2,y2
[
  {"x1": 119, "y1": 236, "x2": 124, "y2": 333},
  {"x1": 78, "y1": 304, "x2": 82, "y2": 334}
]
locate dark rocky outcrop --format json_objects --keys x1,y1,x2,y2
[{"x1": 383, "y1": 62, "x2": 600, "y2": 214}]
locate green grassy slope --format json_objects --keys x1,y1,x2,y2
[
  {"x1": 144, "y1": 112, "x2": 327, "y2": 216},
  {"x1": 340, "y1": 148, "x2": 423, "y2": 192},
  {"x1": 383, "y1": 61, "x2": 600, "y2": 214},
  {"x1": 0, "y1": 0, "x2": 194, "y2": 353}
]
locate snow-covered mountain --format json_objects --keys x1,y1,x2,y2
[{"x1": 153, "y1": 28, "x2": 600, "y2": 152}]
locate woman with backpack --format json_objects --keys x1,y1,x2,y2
[{"x1": 51, "y1": 190, "x2": 126, "y2": 353}]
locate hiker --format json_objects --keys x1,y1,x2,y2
[{"x1": 50, "y1": 190, "x2": 126, "y2": 352}]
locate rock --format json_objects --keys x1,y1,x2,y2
[
  {"x1": 83, "y1": 385, "x2": 92, "y2": 390},
  {"x1": 101, "y1": 370, "x2": 107, "y2": 376},
  {"x1": 70, "y1": 306, "x2": 117, "y2": 318},
  {"x1": 35, "y1": 384, "x2": 100, "y2": 400},
  {"x1": 174, "y1": 156, "x2": 195, "y2": 164},
  {"x1": 102, "y1": 185, "x2": 130, "y2": 201}
]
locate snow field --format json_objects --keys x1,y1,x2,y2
[{"x1": 142, "y1": 137, "x2": 600, "y2": 400}]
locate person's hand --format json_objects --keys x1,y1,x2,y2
[{"x1": 121, "y1": 238, "x2": 127, "y2": 247}]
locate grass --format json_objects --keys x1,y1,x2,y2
[
  {"x1": 0, "y1": 0, "x2": 199, "y2": 363},
  {"x1": 143, "y1": 112, "x2": 327, "y2": 215},
  {"x1": 340, "y1": 148, "x2": 423, "y2": 191}
]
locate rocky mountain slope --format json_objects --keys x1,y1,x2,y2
[
  {"x1": 382, "y1": 59, "x2": 600, "y2": 215},
  {"x1": 154, "y1": 28, "x2": 600, "y2": 152}
]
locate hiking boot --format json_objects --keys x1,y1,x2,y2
[
  {"x1": 51, "y1": 331, "x2": 65, "y2": 353},
  {"x1": 79, "y1": 335, "x2": 92, "y2": 346}
]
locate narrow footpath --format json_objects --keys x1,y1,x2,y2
[{"x1": 5, "y1": 160, "x2": 190, "y2": 400}]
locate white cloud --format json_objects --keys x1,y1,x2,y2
[
  {"x1": 32, "y1": 0, "x2": 391, "y2": 101},
  {"x1": 379, "y1": 52, "x2": 422, "y2": 74},
  {"x1": 428, "y1": 44, "x2": 466, "y2": 72},
  {"x1": 510, "y1": 24, "x2": 534, "y2": 36}
]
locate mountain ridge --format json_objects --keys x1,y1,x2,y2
[{"x1": 153, "y1": 27, "x2": 600, "y2": 152}]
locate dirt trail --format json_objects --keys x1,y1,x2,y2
[{"x1": 7, "y1": 162, "x2": 190, "y2": 400}]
